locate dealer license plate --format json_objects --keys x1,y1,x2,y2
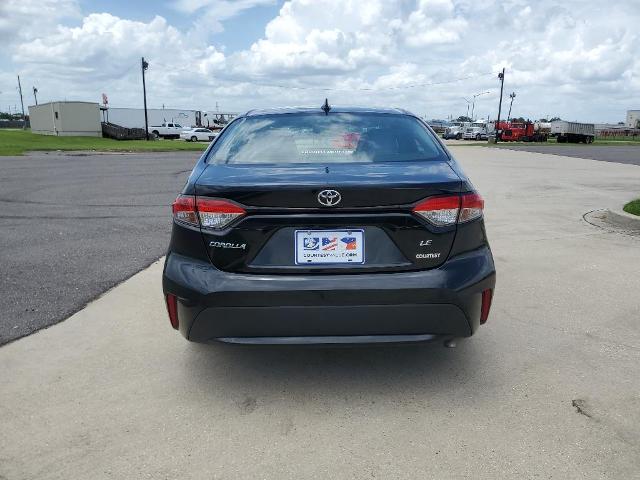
[{"x1": 295, "y1": 230, "x2": 365, "y2": 265}]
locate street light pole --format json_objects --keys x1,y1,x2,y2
[
  {"x1": 141, "y1": 57, "x2": 150, "y2": 141},
  {"x1": 471, "y1": 91, "x2": 490, "y2": 120},
  {"x1": 462, "y1": 97, "x2": 471, "y2": 119}
]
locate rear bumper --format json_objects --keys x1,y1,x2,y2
[{"x1": 162, "y1": 247, "x2": 496, "y2": 344}]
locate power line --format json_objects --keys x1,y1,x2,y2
[
  {"x1": 148, "y1": 61, "x2": 496, "y2": 92},
  {"x1": 244, "y1": 71, "x2": 496, "y2": 92}
]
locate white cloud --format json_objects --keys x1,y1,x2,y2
[
  {"x1": 393, "y1": 0, "x2": 468, "y2": 47},
  {"x1": 176, "y1": 0, "x2": 276, "y2": 38},
  {"x1": 1, "y1": 0, "x2": 639, "y2": 121},
  {"x1": 0, "y1": 0, "x2": 80, "y2": 42}
]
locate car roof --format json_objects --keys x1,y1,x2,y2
[{"x1": 241, "y1": 106, "x2": 415, "y2": 117}]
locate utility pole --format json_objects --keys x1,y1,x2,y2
[
  {"x1": 17, "y1": 75, "x2": 26, "y2": 129},
  {"x1": 494, "y1": 68, "x2": 505, "y2": 143},
  {"x1": 141, "y1": 57, "x2": 149, "y2": 140},
  {"x1": 33, "y1": 86, "x2": 38, "y2": 105},
  {"x1": 507, "y1": 92, "x2": 516, "y2": 120}
]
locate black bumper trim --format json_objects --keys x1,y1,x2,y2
[{"x1": 216, "y1": 334, "x2": 440, "y2": 345}]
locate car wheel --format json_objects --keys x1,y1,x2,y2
[
  {"x1": 152, "y1": 131, "x2": 160, "y2": 139},
  {"x1": 475, "y1": 134, "x2": 480, "y2": 141},
  {"x1": 191, "y1": 136, "x2": 198, "y2": 142},
  {"x1": 456, "y1": 133, "x2": 461, "y2": 140}
]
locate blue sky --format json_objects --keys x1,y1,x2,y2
[
  {"x1": 77, "y1": 0, "x2": 282, "y2": 52},
  {"x1": 1, "y1": 0, "x2": 638, "y2": 122}
]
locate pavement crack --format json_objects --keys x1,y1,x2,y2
[{"x1": 572, "y1": 399, "x2": 593, "y2": 419}]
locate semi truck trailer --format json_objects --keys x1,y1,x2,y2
[{"x1": 551, "y1": 121, "x2": 595, "y2": 143}]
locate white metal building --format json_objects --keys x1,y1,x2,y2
[
  {"x1": 627, "y1": 110, "x2": 640, "y2": 128},
  {"x1": 28, "y1": 101, "x2": 101, "y2": 136}
]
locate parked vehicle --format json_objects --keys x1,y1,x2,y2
[
  {"x1": 551, "y1": 121, "x2": 595, "y2": 143},
  {"x1": 442, "y1": 122, "x2": 469, "y2": 139},
  {"x1": 104, "y1": 108, "x2": 200, "y2": 130},
  {"x1": 427, "y1": 119, "x2": 450, "y2": 134},
  {"x1": 180, "y1": 128, "x2": 217, "y2": 142},
  {"x1": 148, "y1": 122, "x2": 188, "y2": 139},
  {"x1": 500, "y1": 121, "x2": 548, "y2": 142},
  {"x1": 463, "y1": 121, "x2": 493, "y2": 140},
  {"x1": 163, "y1": 105, "x2": 496, "y2": 345}
]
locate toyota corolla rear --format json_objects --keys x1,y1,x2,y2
[{"x1": 162, "y1": 107, "x2": 496, "y2": 345}]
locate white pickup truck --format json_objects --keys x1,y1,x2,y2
[{"x1": 148, "y1": 122, "x2": 188, "y2": 139}]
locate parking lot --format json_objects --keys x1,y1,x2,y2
[
  {"x1": 1, "y1": 146, "x2": 640, "y2": 478},
  {"x1": 0, "y1": 151, "x2": 199, "y2": 344},
  {"x1": 494, "y1": 144, "x2": 640, "y2": 166}
]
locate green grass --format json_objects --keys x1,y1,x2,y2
[
  {"x1": 0, "y1": 129, "x2": 208, "y2": 156},
  {"x1": 623, "y1": 198, "x2": 640, "y2": 216}
]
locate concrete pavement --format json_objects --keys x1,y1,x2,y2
[{"x1": 1, "y1": 147, "x2": 639, "y2": 479}]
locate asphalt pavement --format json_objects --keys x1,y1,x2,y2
[
  {"x1": 493, "y1": 144, "x2": 640, "y2": 165},
  {"x1": 0, "y1": 151, "x2": 200, "y2": 344},
  {"x1": 2, "y1": 147, "x2": 639, "y2": 479}
]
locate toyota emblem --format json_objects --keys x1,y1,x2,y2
[{"x1": 317, "y1": 189, "x2": 341, "y2": 207}]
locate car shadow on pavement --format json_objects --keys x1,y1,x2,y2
[{"x1": 181, "y1": 340, "x2": 483, "y2": 403}]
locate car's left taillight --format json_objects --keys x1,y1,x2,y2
[{"x1": 172, "y1": 195, "x2": 246, "y2": 230}]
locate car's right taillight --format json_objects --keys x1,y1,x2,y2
[
  {"x1": 413, "y1": 195, "x2": 461, "y2": 226},
  {"x1": 459, "y1": 192, "x2": 484, "y2": 223},
  {"x1": 172, "y1": 195, "x2": 246, "y2": 230},
  {"x1": 412, "y1": 192, "x2": 483, "y2": 226}
]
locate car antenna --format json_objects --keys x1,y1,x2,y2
[{"x1": 321, "y1": 98, "x2": 331, "y2": 115}]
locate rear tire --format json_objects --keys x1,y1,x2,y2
[{"x1": 191, "y1": 136, "x2": 198, "y2": 142}]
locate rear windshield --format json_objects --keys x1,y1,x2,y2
[{"x1": 207, "y1": 113, "x2": 448, "y2": 165}]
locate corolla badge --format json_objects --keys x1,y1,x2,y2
[{"x1": 317, "y1": 189, "x2": 341, "y2": 207}]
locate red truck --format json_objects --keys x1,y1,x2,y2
[{"x1": 499, "y1": 121, "x2": 549, "y2": 142}]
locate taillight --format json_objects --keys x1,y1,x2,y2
[
  {"x1": 165, "y1": 293, "x2": 179, "y2": 329},
  {"x1": 172, "y1": 195, "x2": 246, "y2": 230},
  {"x1": 459, "y1": 193, "x2": 484, "y2": 223},
  {"x1": 413, "y1": 195, "x2": 461, "y2": 226},
  {"x1": 197, "y1": 197, "x2": 246, "y2": 229},
  {"x1": 480, "y1": 288, "x2": 493, "y2": 324},
  {"x1": 412, "y1": 192, "x2": 483, "y2": 226},
  {"x1": 172, "y1": 195, "x2": 198, "y2": 226}
]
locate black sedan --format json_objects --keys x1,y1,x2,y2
[{"x1": 162, "y1": 104, "x2": 496, "y2": 345}]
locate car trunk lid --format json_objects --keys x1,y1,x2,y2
[{"x1": 195, "y1": 161, "x2": 463, "y2": 274}]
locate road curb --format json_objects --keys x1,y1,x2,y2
[{"x1": 607, "y1": 208, "x2": 640, "y2": 228}]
